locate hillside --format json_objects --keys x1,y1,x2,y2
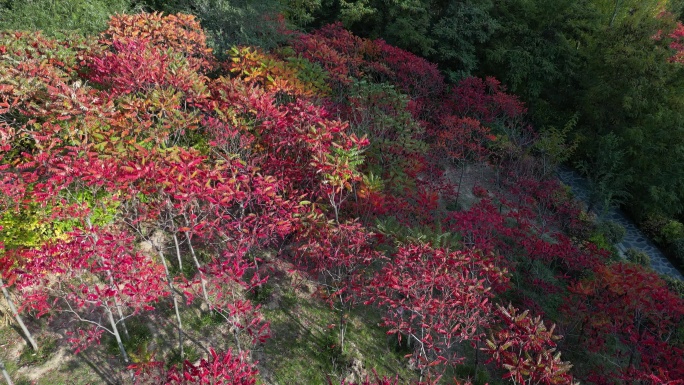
[{"x1": 0, "y1": 3, "x2": 683, "y2": 385}]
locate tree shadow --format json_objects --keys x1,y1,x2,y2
[{"x1": 74, "y1": 352, "x2": 123, "y2": 385}]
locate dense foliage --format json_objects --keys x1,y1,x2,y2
[{"x1": 0, "y1": 2, "x2": 683, "y2": 385}]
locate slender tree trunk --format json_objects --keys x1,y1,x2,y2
[
  {"x1": 0, "y1": 277, "x2": 38, "y2": 351},
  {"x1": 172, "y1": 233, "x2": 183, "y2": 272},
  {"x1": 157, "y1": 248, "x2": 184, "y2": 360},
  {"x1": 183, "y1": 233, "x2": 209, "y2": 306},
  {"x1": 86, "y1": 217, "x2": 129, "y2": 340},
  {"x1": 338, "y1": 296, "x2": 346, "y2": 352},
  {"x1": 455, "y1": 162, "x2": 466, "y2": 207},
  {"x1": 107, "y1": 305, "x2": 129, "y2": 364},
  {"x1": 106, "y1": 271, "x2": 129, "y2": 340},
  {"x1": 106, "y1": 305, "x2": 135, "y2": 380},
  {"x1": 578, "y1": 319, "x2": 587, "y2": 343},
  {"x1": 182, "y1": 216, "x2": 210, "y2": 309},
  {"x1": 0, "y1": 358, "x2": 13, "y2": 385}
]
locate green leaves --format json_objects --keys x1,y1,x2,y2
[{"x1": 0, "y1": 0, "x2": 135, "y2": 37}]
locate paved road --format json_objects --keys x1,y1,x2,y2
[{"x1": 557, "y1": 167, "x2": 683, "y2": 280}]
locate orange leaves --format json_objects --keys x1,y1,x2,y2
[
  {"x1": 566, "y1": 280, "x2": 595, "y2": 296},
  {"x1": 226, "y1": 46, "x2": 323, "y2": 98},
  {"x1": 101, "y1": 12, "x2": 214, "y2": 71}
]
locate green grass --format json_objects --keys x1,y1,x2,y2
[
  {"x1": 186, "y1": 308, "x2": 224, "y2": 332},
  {"x1": 18, "y1": 335, "x2": 58, "y2": 367},
  {"x1": 260, "y1": 288, "x2": 419, "y2": 385},
  {"x1": 104, "y1": 316, "x2": 154, "y2": 361}
]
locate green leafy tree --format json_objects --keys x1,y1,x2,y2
[
  {"x1": 134, "y1": 0, "x2": 291, "y2": 53},
  {"x1": 577, "y1": 10, "x2": 684, "y2": 218},
  {"x1": 479, "y1": 0, "x2": 600, "y2": 127},
  {"x1": 136, "y1": 0, "x2": 323, "y2": 52},
  {"x1": 577, "y1": 133, "x2": 632, "y2": 216},
  {"x1": 430, "y1": 0, "x2": 498, "y2": 80}
]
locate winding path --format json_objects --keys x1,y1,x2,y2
[{"x1": 557, "y1": 167, "x2": 684, "y2": 280}]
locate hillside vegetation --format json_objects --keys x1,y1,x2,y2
[{"x1": 0, "y1": 2, "x2": 683, "y2": 385}]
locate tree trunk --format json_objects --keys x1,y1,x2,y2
[
  {"x1": 0, "y1": 358, "x2": 13, "y2": 385},
  {"x1": 0, "y1": 277, "x2": 38, "y2": 351},
  {"x1": 86, "y1": 217, "x2": 129, "y2": 340},
  {"x1": 455, "y1": 162, "x2": 466, "y2": 207},
  {"x1": 182, "y1": 216, "x2": 210, "y2": 309},
  {"x1": 157, "y1": 248, "x2": 184, "y2": 360},
  {"x1": 338, "y1": 300, "x2": 346, "y2": 353},
  {"x1": 172, "y1": 233, "x2": 183, "y2": 272},
  {"x1": 106, "y1": 305, "x2": 135, "y2": 380},
  {"x1": 107, "y1": 306, "x2": 129, "y2": 364}
]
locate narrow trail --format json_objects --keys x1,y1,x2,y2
[{"x1": 557, "y1": 167, "x2": 684, "y2": 280}]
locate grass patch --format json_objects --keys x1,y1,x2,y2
[
  {"x1": 166, "y1": 344, "x2": 201, "y2": 368},
  {"x1": 18, "y1": 335, "x2": 58, "y2": 367},
  {"x1": 249, "y1": 282, "x2": 275, "y2": 305},
  {"x1": 261, "y1": 292, "x2": 419, "y2": 385},
  {"x1": 186, "y1": 309, "x2": 224, "y2": 332},
  {"x1": 105, "y1": 316, "x2": 154, "y2": 362}
]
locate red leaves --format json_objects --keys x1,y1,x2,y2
[
  {"x1": 171, "y1": 348, "x2": 258, "y2": 385},
  {"x1": 657, "y1": 13, "x2": 684, "y2": 64},
  {"x1": 87, "y1": 38, "x2": 208, "y2": 97},
  {"x1": 16, "y1": 227, "x2": 169, "y2": 347},
  {"x1": 367, "y1": 244, "x2": 507, "y2": 375},
  {"x1": 6, "y1": 12, "x2": 681, "y2": 385},
  {"x1": 290, "y1": 22, "x2": 445, "y2": 119},
  {"x1": 135, "y1": 348, "x2": 259, "y2": 385},
  {"x1": 432, "y1": 116, "x2": 492, "y2": 164},
  {"x1": 445, "y1": 76, "x2": 526, "y2": 126},
  {"x1": 483, "y1": 304, "x2": 577, "y2": 385},
  {"x1": 563, "y1": 262, "x2": 684, "y2": 381}
]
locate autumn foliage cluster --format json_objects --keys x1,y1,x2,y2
[{"x1": 0, "y1": 12, "x2": 683, "y2": 385}]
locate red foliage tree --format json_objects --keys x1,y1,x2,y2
[
  {"x1": 444, "y1": 77, "x2": 526, "y2": 128},
  {"x1": 292, "y1": 219, "x2": 377, "y2": 351},
  {"x1": 367, "y1": 244, "x2": 508, "y2": 377},
  {"x1": 483, "y1": 304, "x2": 577, "y2": 385},
  {"x1": 565, "y1": 262, "x2": 684, "y2": 383},
  {"x1": 290, "y1": 22, "x2": 445, "y2": 119},
  {"x1": 432, "y1": 116, "x2": 494, "y2": 205},
  {"x1": 17, "y1": 227, "x2": 168, "y2": 366}
]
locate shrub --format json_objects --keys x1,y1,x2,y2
[
  {"x1": 597, "y1": 220, "x2": 626, "y2": 245},
  {"x1": 625, "y1": 248, "x2": 651, "y2": 267},
  {"x1": 663, "y1": 275, "x2": 684, "y2": 299},
  {"x1": 587, "y1": 233, "x2": 620, "y2": 261},
  {"x1": 566, "y1": 209, "x2": 595, "y2": 240},
  {"x1": 149, "y1": 0, "x2": 291, "y2": 54},
  {"x1": 661, "y1": 220, "x2": 684, "y2": 244},
  {"x1": 641, "y1": 214, "x2": 669, "y2": 244},
  {"x1": 669, "y1": 238, "x2": 684, "y2": 269}
]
